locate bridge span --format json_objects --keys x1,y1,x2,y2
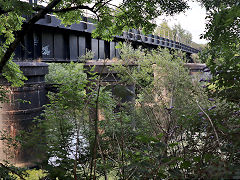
[{"x1": 13, "y1": 15, "x2": 199, "y2": 63}]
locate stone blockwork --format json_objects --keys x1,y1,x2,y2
[
  {"x1": 0, "y1": 62, "x2": 48, "y2": 167},
  {"x1": 84, "y1": 60, "x2": 136, "y2": 122},
  {"x1": 184, "y1": 63, "x2": 211, "y2": 81}
]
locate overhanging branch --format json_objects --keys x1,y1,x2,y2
[
  {"x1": 0, "y1": 0, "x2": 117, "y2": 72},
  {"x1": 52, "y1": 5, "x2": 95, "y2": 13},
  {"x1": 0, "y1": 0, "x2": 62, "y2": 73}
]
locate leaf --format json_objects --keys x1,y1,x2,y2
[
  {"x1": 193, "y1": 156, "x2": 201, "y2": 162},
  {"x1": 168, "y1": 142, "x2": 178, "y2": 147},
  {"x1": 135, "y1": 151, "x2": 141, "y2": 156},
  {"x1": 156, "y1": 133, "x2": 164, "y2": 139},
  {"x1": 180, "y1": 161, "x2": 191, "y2": 169}
]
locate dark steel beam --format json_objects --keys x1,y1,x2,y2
[{"x1": 13, "y1": 15, "x2": 199, "y2": 62}]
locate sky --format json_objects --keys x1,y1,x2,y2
[
  {"x1": 156, "y1": 1, "x2": 208, "y2": 44},
  {"x1": 111, "y1": 0, "x2": 208, "y2": 44}
]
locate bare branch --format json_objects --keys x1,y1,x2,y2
[
  {"x1": 196, "y1": 100, "x2": 220, "y2": 147},
  {"x1": 52, "y1": 5, "x2": 95, "y2": 13}
]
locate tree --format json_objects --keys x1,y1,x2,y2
[
  {"x1": 172, "y1": 23, "x2": 192, "y2": 45},
  {"x1": 28, "y1": 44, "x2": 239, "y2": 179},
  {"x1": 154, "y1": 22, "x2": 193, "y2": 45},
  {"x1": 154, "y1": 21, "x2": 174, "y2": 39},
  {"x1": 0, "y1": 0, "x2": 189, "y2": 74},
  {"x1": 198, "y1": 0, "x2": 240, "y2": 103},
  {"x1": 197, "y1": 1, "x2": 240, "y2": 175}
]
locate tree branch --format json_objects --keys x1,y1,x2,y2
[
  {"x1": 0, "y1": 162, "x2": 25, "y2": 180},
  {"x1": 196, "y1": 100, "x2": 220, "y2": 147},
  {"x1": 93, "y1": 0, "x2": 113, "y2": 12},
  {"x1": 51, "y1": 5, "x2": 95, "y2": 13},
  {"x1": 0, "y1": 0, "x2": 62, "y2": 73}
]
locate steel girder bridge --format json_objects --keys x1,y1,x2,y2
[{"x1": 13, "y1": 14, "x2": 200, "y2": 63}]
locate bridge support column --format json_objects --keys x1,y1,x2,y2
[
  {"x1": 84, "y1": 60, "x2": 136, "y2": 121},
  {"x1": 184, "y1": 63, "x2": 210, "y2": 82},
  {"x1": 0, "y1": 62, "x2": 48, "y2": 167}
]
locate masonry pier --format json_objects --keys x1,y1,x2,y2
[{"x1": 0, "y1": 62, "x2": 48, "y2": 167}]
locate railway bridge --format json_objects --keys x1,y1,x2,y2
[
  {"x1": 0, "y1": 9, "x2": 202, "y2": 167},
  {"x1": 13, "y1": 14, "x2": 199, "y2": 62}
]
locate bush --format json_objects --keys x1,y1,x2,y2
[{"x1": 21, "y1": 44, "x2": 240, "y2": 179}]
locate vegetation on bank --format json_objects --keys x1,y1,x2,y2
[{"x1": 1, "y1": 44, "x2": 239, "y2": 179}]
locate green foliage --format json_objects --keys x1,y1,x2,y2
[
  {"x1": 41, "y1": 62, "x2": 91, "y2": 179},
  {"x1": 0, "y1": 12, "x2": 24, "y2": 51},
  {"x1": 12, "y1": 43, "x2": 239, "y2": 179},
  {"x1": 197, "y1": 4, "x2": 240, "y2": 175},
  {"x1": 25, "y1": 62, "x2": 111, "y2": 179},
  {"x1": 0, "y1": 1, "x2": 27, "y2": 59},
  {"x1": 197, "y1": 0, "x2": 239, "y2": 11},
  {"x1": 191, "y1": 42, "x2": 206, "y2": 51},
  {"x1": 108, "y1": 44, "x2": 240, "y2": 179},
  {"x1": 0, "y1": 0, "x2": 34, "y2": 15},
  {"x1": 154, "y1": 21, "x2": 173, "y2": 39},
  {"x1": 0, "y1": 3, "x2": 27, "y2": 86},
  {"x1": 199, "y1": 1, "x2": 240, "y2": 104},
  {"x1": 54, "y1": 0, "x2": 189, "y2": 40},
  {"x1": 172, "y1": 23, "x2": 192, "y2": 44},
  {"x1": 0, "y1": 85, "x2": 8, "y2": 103},
  {"x1": 78, "y1": 49, "x2": 95, "y2": 62},
  {"x1": 154, "y1": 22, "x2": 194, "y2": 45},
  {"x1": 13, "y1": 169, "x2": 47, "y2": 180},
  {"x1": 0, "y1": 1, "x2": 28, "y2": 105},
  {"x1": 2, "y1": 59, "x2": 27, "y2": 87},
  {"x1": 0, "y1": 165, "x2": 28, "y2": 180}
]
